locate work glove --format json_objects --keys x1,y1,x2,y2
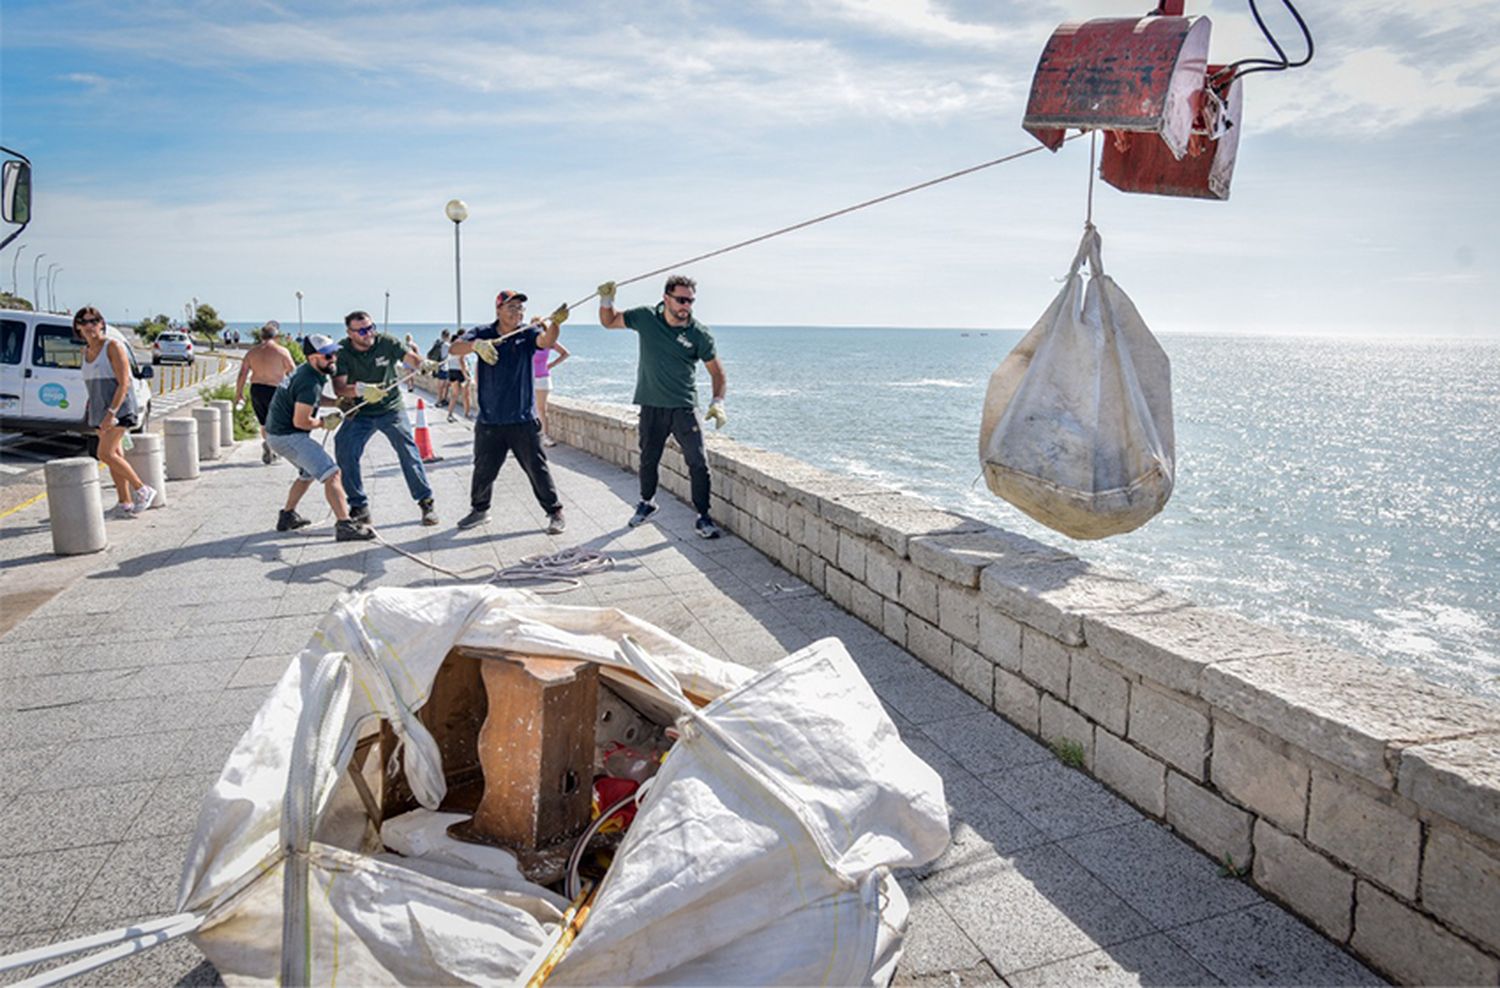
[
  {"x1": 420, "y1": 359, "x2": 439, "y2": 375},
  {"x1": 705, "y1": 398, "x2": 727, "y2": 430},
  {"x1": 336, "y1": 395, "x2": 360, "y2": 413},
  {"x1": 549, "y1": 304, "x2": 570, "y2": 327},
  {"x1": 474, "y1": 338, "x2": 499, "y2": 365},
  {"x1": 597, "y1": 281, "x2": 617, "y2": 307},
  {"x1": 318, "y1": 411, "x2": 343, "y2": 431},
  {"x1": 356, "y1": 382, "x2": 387, "y2": 403}
]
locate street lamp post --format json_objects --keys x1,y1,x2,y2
[
  {"x1": 10, "y1": 243, "x2": 25, "y2": 296},
  {"x1": 31, "y1": 252, "x2": 46, "y2": 311},
  {"x1": 295, "y1": 290, "x2": 304, "y2": 338},
  {"x1": 384, "y1": 291, "x2": 390, "y2": 334},
  {"x1": 44, "y1": 263, "x2": 59, "y2": 311},
  {"x1": 47, "y1": 265, "x2": 62, "y2": 312},
  {"x1": 445, "y1": 199, "x2": 468, "y2": 337}
]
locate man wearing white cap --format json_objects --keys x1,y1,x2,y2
[{"x1": 264, "y1": 334, "x2": 375, "y2": 541}]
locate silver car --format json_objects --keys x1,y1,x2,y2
[{"x1": 152, "y1": 330, "x2": 195, "y2": 365}]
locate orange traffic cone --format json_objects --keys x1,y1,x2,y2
[{"x1": 414, "y1": 397, "x2": 442, "y2": 462}]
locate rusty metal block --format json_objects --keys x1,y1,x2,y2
[{"x1": 444, "y1": 652, "x2": 598, "y2": 883}]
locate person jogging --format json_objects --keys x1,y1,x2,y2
[
  {"x1": 597, "y1": 274, "x2": 726, "y2": 538},
  {"x1": 235, "y1": 320, "x2": 296, "y2": 464}
]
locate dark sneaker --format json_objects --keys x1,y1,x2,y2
[
  {"x1": 627, "y1": 501, "x2": 658, "y2": 528},
  {"x1": 276, "y1": 509, "x2": 311, "y2": 532},
  {"x1": 349, "y1": 504, "x2": 371, "y2": 524},
  {"x1": 419, "y1": 498, "x2": 439, "y2": 526},
  {"x1": 335, "y1": 519, "x2": 376, "y2": 542},
  {"x1": 546, "y1": 510, "x2": 566, "y2": 535},
  {"x1": 456, "y1": 508, "x2": 489, "y2": 530},
  {"x1": 261, "y1": 441, "x2": 273, "y2": 465},
  {"x1": 695, "y1": 515, "x2": 722, "y2": 540}
]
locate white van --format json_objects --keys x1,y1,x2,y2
[{"x1": 0, "y1": 308, "x2": 154, "y2": 436}]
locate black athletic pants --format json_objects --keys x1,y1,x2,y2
[
  {"x1": 638, "y1": 405, "x2": 711, "y2": 517},
  {"x1": 471, "y1": 420, "x2": 561, "y2": 514}
]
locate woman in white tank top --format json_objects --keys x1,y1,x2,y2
[{"x1": 76, "y1": 307, "x2": 155, "y2": 518}]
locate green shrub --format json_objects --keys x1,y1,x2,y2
[
  {"x1": 200, "y1": 383, "x2": 261, "y2": 440},
  {"x1": 136, "y1": 318, "x2": 173, "y2": 343},
  {"x1": 281, "y1": 335, "x2": 306, "y2": 365}
]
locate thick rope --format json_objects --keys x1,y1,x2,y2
[
  {"x1": 1086, "y1": 130, "x2": 1098, "y2": 230},
  {"x1": 368, "y1": 530, "x2": 613, "y2": 594},
  {"x1": 567, "y1": 134, "x2": 1084, "y2": 311}
]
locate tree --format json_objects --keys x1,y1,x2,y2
[
  {"x1": 189, "y1": 302, "x2": 225, "y2": 343},
  {"x1": 0, "y1": 291, "x2": 32, "y2": 311}
]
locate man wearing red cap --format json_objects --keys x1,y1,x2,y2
[{"x1": 450, "y1": 291, "x2": 569, "y2": 534}]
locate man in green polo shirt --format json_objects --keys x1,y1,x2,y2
[
  {"x1": 332, "y1": 309, "x2": 437, "y2": 526},
  {"x1": 598, "y1": 274, "x2": 727, "y2": 538}
]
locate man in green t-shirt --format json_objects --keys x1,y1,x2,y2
[
  {"x1": 263, "y1": 334, "x2": 375, "y2": 542},
  {"x1": 332, "y1": 309, "x2": 437, "y2": 526},
  {"x1": 598, "y1": 274, "x2": 727, "y2": 539}
]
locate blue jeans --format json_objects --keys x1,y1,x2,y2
[{"x1": 334, "y1": 407, "x2": 432, "y2": 509}]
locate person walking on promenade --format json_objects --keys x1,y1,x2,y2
[
  {"x1": 533, "y1": 337, "x2": 570, "y2": 446},
  {"x1": 264, "y1": 334, "x2": 375, "y2": 542},
  {"x1": 597, "y1": 275, "x2": 726, "y2": 538},
  {"x1": 403, "y1": 334, "x2": 420, "y2": 391},
  {"x1": 236, "y1": 320, "x2": 296, "y2": 464},
  {"x1": 445, "y1": 338, "x2": 472, "y2": 423},
  {"x1": 451, "y1": 290, "x2": 568, "y2": 534},
  {"x1": 430, "y1": 330, "x2": 452, "y2": 407},
  {"x1": 75, "y1": 307, "x2": 156, "y2": 518},
  {"x1": 332, "y1": 310, "x2": 437, "y2": 526}
]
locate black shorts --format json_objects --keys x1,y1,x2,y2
[
  {"x1": 249, "y1": 383, "x2": 278, "y2": 425},
  {"x1": 448, "y1": 368, "x2": 468, "y2": 384}
]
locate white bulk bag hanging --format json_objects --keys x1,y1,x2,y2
[{"x1": 979, "y1": 225, "x2": 1174, "y2": 539}]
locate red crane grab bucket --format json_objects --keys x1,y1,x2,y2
[{"x1": 1022, "y1": 1, "x2": 1241, "y2": 200}]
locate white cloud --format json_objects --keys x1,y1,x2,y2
[
  {"x1": 818, "y1": 0, "x2": 1034, "y2": 49},
  {"x1": 61, "y1": 72, "x2": 112, "y2": 94}
]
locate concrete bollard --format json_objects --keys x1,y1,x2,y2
[
  {"x1": 45, "y1": 457, "x2": 108, "y2": 555},
  {"x1": 192, "y1": 407, "x2": 221, "y2": 461},
  {"x1": 210, "y1": 399, "x2": 234, "y2": 446},
  {"x1": 123, "y1": 432, "x2": 168, "y2": 508},
  {"x1": 164, "y1": 416, "x2": 200, "y2": 480}
]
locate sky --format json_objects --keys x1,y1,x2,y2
[{"x1": 1, "y1": 0, "x2": 1497, "y2": 336}]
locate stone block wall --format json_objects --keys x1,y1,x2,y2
[{"x1": 541, "y1": 393, "x2": 1500, "y2": 986}]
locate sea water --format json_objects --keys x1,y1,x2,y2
[{"x1": 263, "y1": 322, "x2": 1500, "y2": 699}]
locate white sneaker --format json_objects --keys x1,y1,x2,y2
[
  {"x1": 542, "y1": 434, "x2": 557, "y2": 448},
  {"x1": 131, "y1": 484, "x2": 158, "y2": 513},
  {"x1": 107, "y1": 502, "x2": 138, "y2": 520}
]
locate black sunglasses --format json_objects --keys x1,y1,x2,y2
[
  {"x1": 667, "y1": 294, "x2": 695, "y2": 305},
  {"x1": 351, "y1": 325, "x2": 374, "y2": 335},
  {"x1": 78, "y1": 316, "x2": 104, "y2": 326}
]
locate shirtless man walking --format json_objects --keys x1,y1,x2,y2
[{"x1": 236, "y1": 320, "x2": 297, "y2": 464}]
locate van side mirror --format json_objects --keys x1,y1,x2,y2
[{"x1": 2, "y1": 160, "x2": 30, "y2": 225}]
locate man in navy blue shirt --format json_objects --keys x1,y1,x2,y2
[{"x1": 450, "y1": 290, "x2": 568, "y2": 534}]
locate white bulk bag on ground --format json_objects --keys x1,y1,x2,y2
[
  {"x1": 980, "y1": 225, "x2": 1174, "y2": 539},
  {"x1": 175, "y1": 586, "x2": 949, "y2": 986}
]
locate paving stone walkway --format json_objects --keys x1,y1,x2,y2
[{"x1": 0, "y1": 397, "x2": 1385, "y2": 986}]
